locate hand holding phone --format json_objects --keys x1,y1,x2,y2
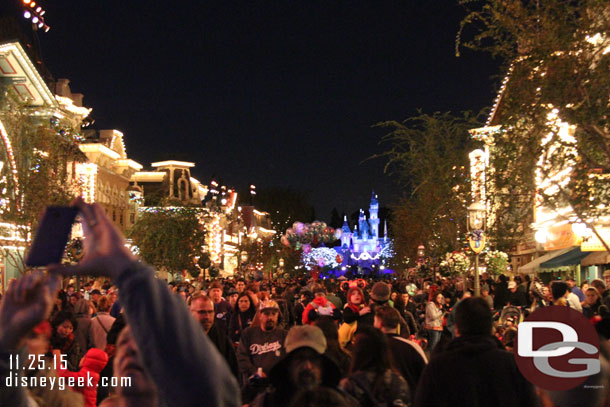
[{"x1": 25, "y1": 206, "x2": 79, "y2": 267}]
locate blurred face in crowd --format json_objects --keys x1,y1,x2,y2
[
  {"x1": 190, "y1": 298, "x2": 215, "y2": 333},
  {"x1": 401, "y1": 293, "x2": 410, "y2": 304},
  {"x1": 236, "y1": 281, "x2": 246, "y2": 293},
  {"x1": 271, "y1": 286, "x2": 277, "y2": 296},
  {"x1": 435, "y1": 293, "x2": 444, "y2": 306},
  {"x1": 179, "y1": 291, "x2": 187, "y2": 301},
  {"x1": 56, "y1": 320, "x2": 74, "y2": 338},
  {"x1": 238, "y1": 295, "x2": 251, "y2": 312},
  {"x1": 289, "y1": 348, "x2": 323, "y2": 390},
  {"x1": 301, "y1": 294, "x2": 309, "y2": 304},
  {"x1": 349, "y1": 290, "x2": 363, "y2": 305},
  {"x1": 259, "y1": 309, "x2": 279, "y2": 331},
  {"x1": 390, "y1": 292, "x2": 398, "y2": 302},
  {"x1": 586, "y1": 289, "x2": 599, "y2": 306},
  {"x1": 69, "y1": 295, "x2": 79, "y2": 306},
  {"x1": 114, "y1": 327, "x2": 157, "y2": 401},
  {"x1": 209, "y1": 288, "x2": 223, "y2": 303},
  {"x1": 229, "y1": 293, "x2": 239, "y2": 307},
  {"x1": 582, "y1": 283, "x2": 589, "y2": 292}
]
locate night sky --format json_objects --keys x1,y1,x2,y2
[{"x1": 20, "y1": 1, "x2": 499, "y2": 220}]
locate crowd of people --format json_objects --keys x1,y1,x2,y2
[{"x1": 1, "y1": 199, "x2": 609, "y2": 406}]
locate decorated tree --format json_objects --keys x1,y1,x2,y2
[
  {"x1": 280, "y1": 221, "x2": 339, "y2": 251},
  {"x1": 374, "y1": 111, "x2": 481, "y2": 264},
  {"x1": 0, "y1": 89, "x2": 87, "y2": 273},
  {"x1": 439, "y1": 251, "x2": 471, "y2": 277},
  {"x1": 128, "y1": 207, "x2": 206, "y2": 279},
  {"x1": 485, "y1": 249, "x2": 509, "y2": 275},
  {"x1": 458, "y1": 0, "x2": 610, "y2": 251}
]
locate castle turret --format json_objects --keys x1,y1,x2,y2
[
  {"x1": 341, "y1": 216, "x2": 352, "y2": 247},
  {"x1": 369, "y1": 191, "x2": 380, "y2": 239}
]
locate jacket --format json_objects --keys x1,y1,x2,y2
[
  {"x1": 386, "y1": 333, "x2": 427, "y2": 398},
  {"x1": 207, "y1": 323, "x2": 239, "y2": 379},
  {"x1": 57, "y1": 348, "x2": 108, "y2": 407},
  {"x1": 424, "y1": 302, "x2": 443, "y2": 330},
  {"x1": 115, "y1": 261, "x2": 241, "y2": 407},
  {"x1": 302, "y1": 297, "x2": 336, "y2": 325},
  {"x1": 237, "y1": 326, "x2": 287, "y2": 379},
  {"x1": 414, "y1": 335, "x2": 537, "y2": 407}
]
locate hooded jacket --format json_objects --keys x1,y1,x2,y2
[
  {"x1": 58, "y1": 347, "x2": 108, "y2": 407},
  {"x1": 414, "y1": 335, "x2": 536, "y2": 407},
  {"x1": 302, "y1": 297, "x2": 336, "y2": 325}
]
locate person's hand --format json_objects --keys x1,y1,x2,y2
[
  {"x1": 49, "y1": 197, "x2": 137, "y2": 281},
  {"x1": 359, "y1": 306, "x2": 371, "y2": 316},
  {"x1": 0, "y1": 272, "x2": 59, "y2": 350}
]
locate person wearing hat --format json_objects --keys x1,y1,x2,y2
[
  {"x1": 301, "y1": 286, "x2": 337, "y2": 325},
  {"x1": 338, "y1": 286, "x2": 365, "y2": 349},
  {"x1": 355, "y1": 281, "x2": 391, "y2": 332},
  {"x1": 506, "y1": 280, "x2": 527, "y2": 307},
  {"x1": 251, "y1": 325, "x2": 344, "y2": 407},
  {"x1": 226, "y1": 288, "x2": 240, "y2": 309},
  {"x1": 89, "y1": 289, "x2": 102, "y2": 310},
  {"x1": 237, "y1": 300, "x2": 288, "y2": 401}
]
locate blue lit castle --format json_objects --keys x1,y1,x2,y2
[{"x1": 335, "y1": 192, "x2": 393, "y2": 276}]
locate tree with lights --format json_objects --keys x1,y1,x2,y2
[
  {"x1": 375, "y1": 111, "x2": 480, "y2": 265},
  {"x1": 0, "y1": 91, "x2": 86, "y2": 273},
  {"x1": 458, "y1": 0, "x2": 610, "y2": 251},
  {"x1": 128, "y1": 207, "x2": 206, "y2": 280}
]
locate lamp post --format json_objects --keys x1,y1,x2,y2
[
  {"x1": 240, "y1": 250, "x2": 248, "y2": 278},
  {"x1": 467, "y1": 202, "x2": 486, "y2": 297}
]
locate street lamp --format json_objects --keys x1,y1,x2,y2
[
  {"x1": 467, "y1": 202, "x2": 486, "y2": 297},
  {"x1": 240, "y1": 251, "x2": 248, "y2": 277},
  {"x1": 417, "y1": 244, "x2": 425, "y2": 259}
]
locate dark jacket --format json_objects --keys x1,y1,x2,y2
[
  {"x1": 386, "y1": 333, "x2": 427, "y2": 398},
  {"x1": 414, "y1": 335, "x2": 536, "y2": 407},
  {"x1": 228, "y1": 309, "x2": 255, "y2": 343},
  {"x1": 208, "y1": 323, "x2": 239, "y2": 380},
  {"x1": 115, "y1": 261, "x2": 241, "y2": 407}
]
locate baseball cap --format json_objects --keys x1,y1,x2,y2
[
  {"x1": 285, "y1": 325, "x2": 327, "y2": 354},
  {"x1": 259, "y1": 299, "x2": 280, "y2": 311}
]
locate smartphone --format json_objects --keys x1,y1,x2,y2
[{"x1": 25, "y1": 206, "x2": 79, "y2": 267}]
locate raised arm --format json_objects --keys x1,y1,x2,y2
[{"x1": 52, "y1": 198, "x2": 240, "y2": 407}]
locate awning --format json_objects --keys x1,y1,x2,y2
[
  {"x1": 582, "y1": 251, "x2": 610, "y2": 267},
  {"x1": 519, "y1": 247, "x2": 573, "y2": 274},
  {"x1": 540, "y1": 247, "x2": 589, "y2": 268}
]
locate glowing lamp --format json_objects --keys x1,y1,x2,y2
[
  {"x1": 534, "y1": 230, "x2": 548, "y2": 244},
  {"x1": 467, "y1": 202, "x2": 486, "y2": 231},
  {"x1": 23, "y1": 11, "x2": 31, "y2": 18},
  {"x1": 30, "y1": 2, "x2": 36, "y2": 7},
  {"x1": 32, "y1": 16, "x2": 39, "y2": 23},
  {"x1": 417, "y1": 244, "x2": 425, "y2": 259},
  {"x1": 23, "y1": 0, "x2": 31, "y2": 4},
  {"x1": 38, "y1": 22, "x2": 43, "y2": 28}
]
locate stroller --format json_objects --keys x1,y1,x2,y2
[{"x1": 498, "y1": 305, "x2": 524, "y2": 328}]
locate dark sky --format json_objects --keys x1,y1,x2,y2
[{"x1": 24, "y1": 1, "x2": 499, "y2": 220}]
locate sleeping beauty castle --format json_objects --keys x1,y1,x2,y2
[{"x1": 335, "y1": 192, "x2": 393, "y2": 275}]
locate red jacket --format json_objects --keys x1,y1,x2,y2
[
  {"x1": 302, "y1": 296, "x2": 336, "y2": 325},
  {"x1": 58, "y1": 347, "x2": 108, "y2": 407}
]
